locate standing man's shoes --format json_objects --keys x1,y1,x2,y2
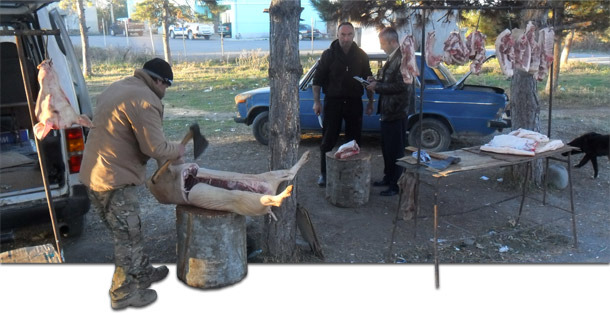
[
  {"x1": 111, "y1": 289, "x2": 157, "y2": 310},
  {"x1": 373, "y1": 179, "x2": 389, "y2": 187},
  {"x1": 138, "y1": 265, "x2": 169, "y2": 289},
  {"x1": 380, "y1": 185, "x2": 399, "y2": 196},
  {"x1": 317, "y1": 175, "x2": 326, "y2": 187}
]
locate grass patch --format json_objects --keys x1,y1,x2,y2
[
  {"x1": 447, "y1": 59, "x2": 610, "y2": 109},
  {"x1": 86, "y1": 51, "x2": 607, "y2": 117},
  {"x1": 87, "y1": 51, "x2": 319, "y2": 114}
]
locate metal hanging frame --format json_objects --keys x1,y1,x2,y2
[{"x1": 388, "y1": 3, "x2": 559, "y2": 289}]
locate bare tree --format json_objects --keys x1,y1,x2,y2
[
  {"x1": 507, "y1": 1, "x2": 548, "y2": 186},
  {"x1": 76, "y1": 0, "x2": 91, "y2": 77},
  {"x1": 263, "y1": 0, "x2": 303, "y2": 262},
  {"x1": 162, "y1": 0, "x2": 172, "y2": 64}
]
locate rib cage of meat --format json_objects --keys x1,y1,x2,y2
[
  {"x1": 526, "y1": 22, "x2": 541, "y2": 77},
  {"x1": 400, "y1": 34, "x2": 419, "y2": 84},
  {"x1": 495, "y1": 29, "x2": 514, "y2": 78},
  {"x1": 535, "y1": 27, "x2": 555, "y2": 81},
  {"x1": 442, "y1": 31, "x2": 470, "y2": 65},
  {"x1": 466, "y1": 30, "x2": 487, "y2": 74},
  {"x1": 425, "y1": 31, "x2": 444, "y2": 68}
]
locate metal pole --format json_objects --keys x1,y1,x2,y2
[
  {"x1": 547, "y1": 6, "x2": 555, "y2": 138},
  {"x1": 14, "y1": 36, "x2": 64, "y2": 262}
]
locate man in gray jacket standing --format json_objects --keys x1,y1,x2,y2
[
  {"x1": 366, "y1": 27, "x2": 415, "y2": 196},
  {"x1": 80, "y1": 58, "x2": 185, "y2": 309}
]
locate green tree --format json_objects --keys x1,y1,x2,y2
[{"x1": 95, "y1": 0, "x2": 127, "y2": 32}]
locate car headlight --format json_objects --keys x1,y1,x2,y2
[{"x1": 235, "y1": 93, "x2": 251, "y2": 104}]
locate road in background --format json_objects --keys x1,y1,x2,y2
[{"x1": 71, "y1": 34, "x2": 332, "y2": 59}]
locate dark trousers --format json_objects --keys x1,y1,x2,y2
[
  {"x1": 319, "y1": 97, "x2": 363, "y2": 175},
  {"x1": 380, "y1": 117, "x2": 407, "y2": 185}
]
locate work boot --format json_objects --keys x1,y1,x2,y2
[
  {"x1": 138, "y1": 265, "x2": 169, "y2": 289},
  {"x1": 317, "y1": 175, "x2": 326, "y2": 187},
  {"x1": 111, "y1": 289, "x2": 157, "y2": 310}
]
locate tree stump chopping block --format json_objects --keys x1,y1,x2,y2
[
  {"x1": 325, "y1": 152, "x2": 371, "y2": 207},
  {"x1": 176, "y1": 205, "x2": 247, "y2": 289}
]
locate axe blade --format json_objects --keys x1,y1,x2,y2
[{"x1": 189, "y1": 123, "x2": 208, "y2": 159}]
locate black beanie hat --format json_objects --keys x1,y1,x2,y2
[{"x1": 143, "y1": 58, "x2": 173, "y2": 86}]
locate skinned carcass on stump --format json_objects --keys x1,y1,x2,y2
[
  {"x1": 400, "y1": 34, "x2": 419, "y2": 84},
  {"x1": 146, "y1": 151, "x2": 310, "y2": 220},
  {"x1": 34, "y1": 59, "x2": 93, "y2": 140}
]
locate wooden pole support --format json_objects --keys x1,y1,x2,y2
[
  {"x1": 176, "y1": 205, "x2": 247, "y2": 289},
  {"x1": 325, "y1": 152, "x2": 371, "y2": 207}
]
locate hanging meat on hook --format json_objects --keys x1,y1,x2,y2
[
  {"x1": 495, "y1": 29, "x2": 515, "y2": 78},
  {"x1": 526, "y1": 22, "x2": 541, "y2": 77},
  {"x1": 146, "y1": 151, "x2": 311, "y2": 220},
  {"x1": 425, "y1": 31, "x2": 444, "y2": 68},
  {"x1": 535, "y1": 27, "x2": 555, "y2": 81},
  {"x1": 34, "y1": 59, "x2": 93, "y2": 140},
  {"x1": 442, "y1": 31, "x2": 470, "y2": 65},
  {"x1": 466, "y1": 30, "x2": 487, "y2": 74},
  {"x1": 512, "y1": 21, "x2": 536, "y2": 72},
  {"x1": 399, "y1": 34, "x2": 419, "y2": 84}
]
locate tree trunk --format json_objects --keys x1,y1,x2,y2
[
  {"x1": 545, "y1": 5, "x2": 565, "y2": 94},
  {"x1": 76, "y1": 0, "x2": 91, "y2": 77},
  {"x1": 162, "y1": 0, "x2": 172, "y2": 64},
  {"x1": 507, "y1": 4, "x2": 547, "y2": 187},
  {"x1": 560, "y1": 29, "x2": 575, "y2": 65},
  {"x1": 263, "y1": 0, "x2": 303, "y2": 262}
]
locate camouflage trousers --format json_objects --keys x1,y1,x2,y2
[{"x1": 87, "y1": 186, "x2": 154, "y2": 301}]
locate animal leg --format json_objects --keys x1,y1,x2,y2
[
  {"x1": 575, "y1": 155, "x2": 590, "y2": 168},
  {"x1": 591, "y1": 157, "x2": 599, "y2": 178},
  {"x1": 259, "y1": 185, "x2": 293, "y2": 207}
]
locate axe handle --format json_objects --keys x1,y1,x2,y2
[{"x1": 151, "y1": 130, "x2": 193, "y2": 184}]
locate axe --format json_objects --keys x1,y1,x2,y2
[{"x1": 151, "y1": 123, "x2": 208, "y2": 184}]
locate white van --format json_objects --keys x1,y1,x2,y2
[{"x1": 1, "y1": 0, "x2": 92, "y2": 237}]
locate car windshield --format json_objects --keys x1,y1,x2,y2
[{"x1": 433, "y1": 63, "x2": 457, "y2": 87}]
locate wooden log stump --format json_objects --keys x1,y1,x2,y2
[
  {"x1": 325, "y1": 152, "x2": 371, "y2": 207},
  {"x1": 176, "y1": 205, "x2": 247, "y2": 289}
]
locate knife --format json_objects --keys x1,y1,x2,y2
[{"x1": 317, "y1": 115, "x2": 323, "y2": 128}]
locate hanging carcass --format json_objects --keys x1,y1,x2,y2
[
  {"x1": 34, "y1": 59, "x2": 93, "y2": 140},
  {"x1": 400, "y1": 34, "x2": 420, "y2": 84},
  {"x1": 495, "y1": 29, "x2": 515, "y2": 78}
]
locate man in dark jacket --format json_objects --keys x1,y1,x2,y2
[
  {"x1": 312, "y1": 22, "x2": 373, "y2": 186},
  {"x1": 366, "y1": 27, "x2": 415, "y2": 196}
]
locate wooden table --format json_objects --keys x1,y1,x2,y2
[{"x1": 395, "y1": 145, "x2": 577, "y2": 288}]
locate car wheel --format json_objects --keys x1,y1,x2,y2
[
  {"x1": 59, "y1": 215, "x2": 84, "y2": 238},
  {"x1": 252, "y1": 111, "x2": 269, "y2": 145},
  {"x1": 188, "y1": 30, "x2": 194, "y2": 40},
  {"x1": 204, "y1": 35, "x2": 210, "y2": 40},
  {"x1": 408, "y1": 118, "x2": 451, "y2": 152},
  {"x1": 110, "y1": 29, "x2": 115, "y2": 36},
  {"x1": 170, "y1": 30, "x2": 175, "y2": 39}
]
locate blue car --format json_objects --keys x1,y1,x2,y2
[{"x1": 233, "y1": 53, "x2": 510, "y2": 152}]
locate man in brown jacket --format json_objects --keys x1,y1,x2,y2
[{"x1": 80, "y1": 58, "x2": 185, "y2": 310}]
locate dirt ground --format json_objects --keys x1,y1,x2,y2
[{"x1": 2, "y1": 106, "x2": 609, "y2": 266}]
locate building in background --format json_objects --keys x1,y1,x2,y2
[
  {"x1": 218, "y1": 0, "x2": 325, "y2": 39},
  {"x1": 49, "y1": 2, "x2": 99, "y2": 35},
  {"x1": 126, "y1": 0, "x2": 325, "y2": 39}
]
